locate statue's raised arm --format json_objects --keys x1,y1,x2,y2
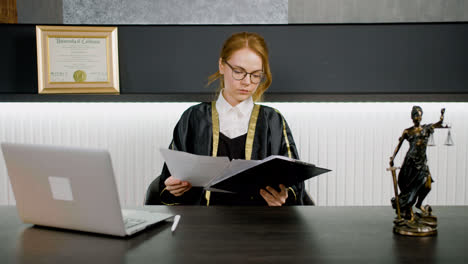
[{"x1": 432, "y1": 108, "x2": 446, "y2": 129}]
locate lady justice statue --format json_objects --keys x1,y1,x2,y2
[{"x1": 388, "y1": 106, "x2": 446, "y2": 236}]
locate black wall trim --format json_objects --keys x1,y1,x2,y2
[{"x1": 1, "y1": 23, "x2": 468, "y2": 102}]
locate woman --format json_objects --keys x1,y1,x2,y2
[
  {"x1": 389, "y1": 106, "x2": 445, "y2": 219},
  {"x1": 146, "y1": 32, "x2": 309, "y2": 206}
]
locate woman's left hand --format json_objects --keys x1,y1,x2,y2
[{"x1": 260, "y1": 184, "x2": 288, "y2": 206}]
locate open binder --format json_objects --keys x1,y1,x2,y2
[{"x1": 160, "y1": 148, "x2": 330, "y2": 194}]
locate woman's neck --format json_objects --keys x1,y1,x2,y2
[{"x1": 222, "y1": 90, "x2": 242, "y2": 107}]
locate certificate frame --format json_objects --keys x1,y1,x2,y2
[{"x1": 36, "y1": 26, "x2": 119, "y2": 94}]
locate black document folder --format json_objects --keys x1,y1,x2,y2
[{"x1": 210, "y1": 156, "x2": 330, "y2": 194}]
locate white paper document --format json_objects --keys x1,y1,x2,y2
[
  {"x1": 160, "y1": 148, "x2": 277, "y2": 190},
  {"x1": 160, "y1": 148, "x2": 230, "y2": 187}
]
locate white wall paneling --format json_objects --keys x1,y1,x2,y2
[{"x1": 0, "y1": 102, "x2": 466, "y2": 206}]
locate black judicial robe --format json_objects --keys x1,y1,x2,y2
[{"x1": 145, "y1": 102, "x2": 308, "y2": 206}]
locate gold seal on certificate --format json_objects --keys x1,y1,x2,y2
[{"x1": 73, "y1": 70, "x2": 87, "y2": 82}]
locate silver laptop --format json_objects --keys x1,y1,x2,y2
[{"x1": 1, "y1": 142, "x2": 173, "y2": 237}]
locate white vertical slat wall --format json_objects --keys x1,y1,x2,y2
[{"x1": 0, "y1": 102, "x2": 466, "y2": 206}]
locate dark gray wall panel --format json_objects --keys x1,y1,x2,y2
[
  {"x1": 1, "y1": 23, "x2": 468, "y2": 102},
  {"x1": 118, "y1": 24, "x2": 468, "y2": 94},
  {"x1": 0, "y1": 25, "x2": 37, "y2": 94}
]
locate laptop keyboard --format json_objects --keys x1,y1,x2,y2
[{"x1": 123, "y1": 217, "x2": 146, "y2": 229}]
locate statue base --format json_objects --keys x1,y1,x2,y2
[
  {"x1": 393, "y1": 221, "x2": 437, "y2": 236},
  {"x1": 393, "y1": 208, "x2": 438, "y2": 237}
]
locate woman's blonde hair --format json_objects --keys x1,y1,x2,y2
[{"x1": 207, "y1": 32, "x2": 272, "y2": 102}]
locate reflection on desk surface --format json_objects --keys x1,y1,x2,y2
[{"x1": 18, "y1": 222, "x2": 169, "y2": 264}]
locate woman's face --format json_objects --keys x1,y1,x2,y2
[{"x1": 219, "y1": 48, "x2": 263, "y2": 106}]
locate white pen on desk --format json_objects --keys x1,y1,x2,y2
[{"x1": 171, "y1": 215, "x2": 181, "y2": 232}]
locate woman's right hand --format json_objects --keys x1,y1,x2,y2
[{"x1": 164, "y1": 176, "x2": 192, "y2": 197}]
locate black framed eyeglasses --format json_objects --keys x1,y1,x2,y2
[{"x1": 223, "y1": 60, "x2": 265, "y2": 84}]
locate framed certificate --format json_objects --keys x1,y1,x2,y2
[{"x1": 36, "y1": 26, "x2": 120, "y2": 94}]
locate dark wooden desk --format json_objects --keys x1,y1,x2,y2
[{"x1": 1, "y1": 206, "x2": 467, "y2": 263}]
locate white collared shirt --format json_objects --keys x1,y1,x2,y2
[{"x1": 216, "y1": 91, "x2": 254, "y2": 139}]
